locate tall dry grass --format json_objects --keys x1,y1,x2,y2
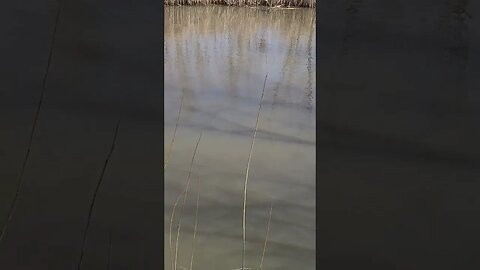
[
  {"x1": 169, "y1": 131, "x2": 203, "y2": 270},
  {"x1": 77, "y1": 121, "x2": 120, "y2": 270},
  {"x1": 164, "y1": 0, "x2": 315, "y2": 8},
  {"x1": 165, "y1": 5, "x2": 316, "y2": 40},
  {"x1": 259, "y1": 203, "x2": 273, "y2": 270},
  {"x1": 242, "y1": 72, "x2": 267, "y2": 270},
  {"x1": 0, "y1": 0, "x2": 63, "y2": 244},
  {"x1": 164, "y1": 93, "x2": 184, "y2": 170}
]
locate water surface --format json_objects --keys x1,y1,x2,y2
[{"x1": 164, "y1": 6, "x2": 316, "y2": 270}]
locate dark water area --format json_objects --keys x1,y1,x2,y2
[
  {"x1": 1, "y1": 1, "x2": 163, "y2": 269},
  {"x1": 165, "y1": 6, "x2": 315, "y2": 270},
  {"x1": 317, "y1": 1, "x2": 480, "y2": 269}
]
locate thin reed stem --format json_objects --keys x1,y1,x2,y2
[
  {"x1": 167, "y1": 94, "x2": 187, "y2": 269},
  {"x1": 173, "y1": 131, "x2": 203, "y2": 270},
  {"x1": 170, "y1": 190, "x2": 186, "y2": 270},
  {"x1": 189, "y1": 169, "x2": 201, "y2": 270},
  {"x1": 165, "y1": 93, "x2": 184, "y2": 169},
  {"x1": 242, "y1": 73, "x2": 268, "y2": 270},
  {"x1": 77, "y1": 121, "x2": 120, "y2": 270},
  {"x1": 259, "y1": 203, "x2": 273, "y2": 270},
  {"x1": 0, "y1": 0, "x2": 63, "y2": 243},
  {"x1": 174, "y1": 216, "x2": 183, "y2": 270}
]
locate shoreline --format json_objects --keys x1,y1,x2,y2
[{"x1": 164, "y1": 1, "x2": 316, "y2": 8}]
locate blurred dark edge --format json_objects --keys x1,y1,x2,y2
[
  {"x1": 0, "y1": 1, "x2": 164, "y2": 269},
  {"x1": 317, "y1": 1, "x2": 480, "y2": 270}
]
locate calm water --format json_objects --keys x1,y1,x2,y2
[{"x1": 164, "y1": 6, "x2": 316, "y2": 270}]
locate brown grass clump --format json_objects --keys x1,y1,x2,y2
[{"x1": 164, "y1": 0, "x2": 315, "y2": 8}]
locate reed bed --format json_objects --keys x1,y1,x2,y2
[
  {"x1": 165, "y1": 5, "x2": 315, "y2": 41},
  {"x1": 164, "y1": 0, "x2": 315, "y2": 8},
  {"x1": 164, "y1": 5, "x2": 315, "y2": 107},
  {"x1": 164, "y1": 6, "x2": 316, "y2": 81}
]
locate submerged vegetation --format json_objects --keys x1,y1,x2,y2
[{"x1": 164, "y1": 0, "x2": 315, "y2": 8}]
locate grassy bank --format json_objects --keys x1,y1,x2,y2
[
  {"x1": 165, "y1": 6, "x2": 316, "y2": 41},
  {"x1": 164, "y1": 0, "x2": 315, "y2": 8}
]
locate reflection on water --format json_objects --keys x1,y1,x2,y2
[{"x1": 165, "y1": 6, "x2": 315, "y2": 270}]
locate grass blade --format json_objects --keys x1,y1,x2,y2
[
  {"x1": 259, "y1": 203, "x2": 273, "y2": 270},
  {"x1": 165, "y1": 93, "x2": 184, "y2": 170},
  {"x1": 171, "y1": 131, "x2": 203, "y2": 270},
  {"x1": 0, "y1": 0, "x2": 63, "y2": 243},
  {"x1": 76, "y1": 121, "x2": 120, "y2": 270},
  {"x1": 189, "y1": 169, "x2": 201, "y2": 270},
  {"x1": 242, "y1": 73, "x2": 268, "y2": 270}
]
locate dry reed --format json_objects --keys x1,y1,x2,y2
[
  {"x1": 259, "y1": 203, "x2": 273, "y2": 270},
  {"x1": 169, "y1": 190, "x2": 186, "y2": 270},
  {"x1": 169, "y1": 131, "x2": 203, "y2": 270},
  {"x1": 77, "y1": 121, "x2": 120, "y2": 270},
  {"x1": 242, "y1": 72, "x2": 268, "y2": 270},
  {"x1": 165, "y1": 6, "x2": 315, "y2": 42},
  {"x1": 165, "y1": 91, "x2": 186, "y2": 269},
  {"x1": 0, "y1": 0, "x2": 63, "y2": 243},
  {"x1": 189, "y1": 169, "x2": 201, "y2": 270},
  {"x1": 165, "y1": 93, "x2": 184, "y2": 170},
  {"x1": 164, "y1": 0, "x2": 315, "y2": 8}
]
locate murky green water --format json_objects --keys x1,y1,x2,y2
[{"x1": 164, "y1": 6, "x2": 315, "y2": 270}]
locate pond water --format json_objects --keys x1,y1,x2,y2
[{"x1": 164, "y1": 6, "x2": 316, "y2": 270}]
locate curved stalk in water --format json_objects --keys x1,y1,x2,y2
[{"x1": 242, "y1": 73, "x2": 268, "y2": 270}]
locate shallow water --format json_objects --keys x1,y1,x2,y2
[{"x1": 164, "y1": 6, "x2": 316, "y2": 270}]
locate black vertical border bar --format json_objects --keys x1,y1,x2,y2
[
  {"x1": 315, "y1": 2, "x2": 320, "y2": 270},
  {"x1": 315, "y1": 1, "x2": 480, "y2": 269}
]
